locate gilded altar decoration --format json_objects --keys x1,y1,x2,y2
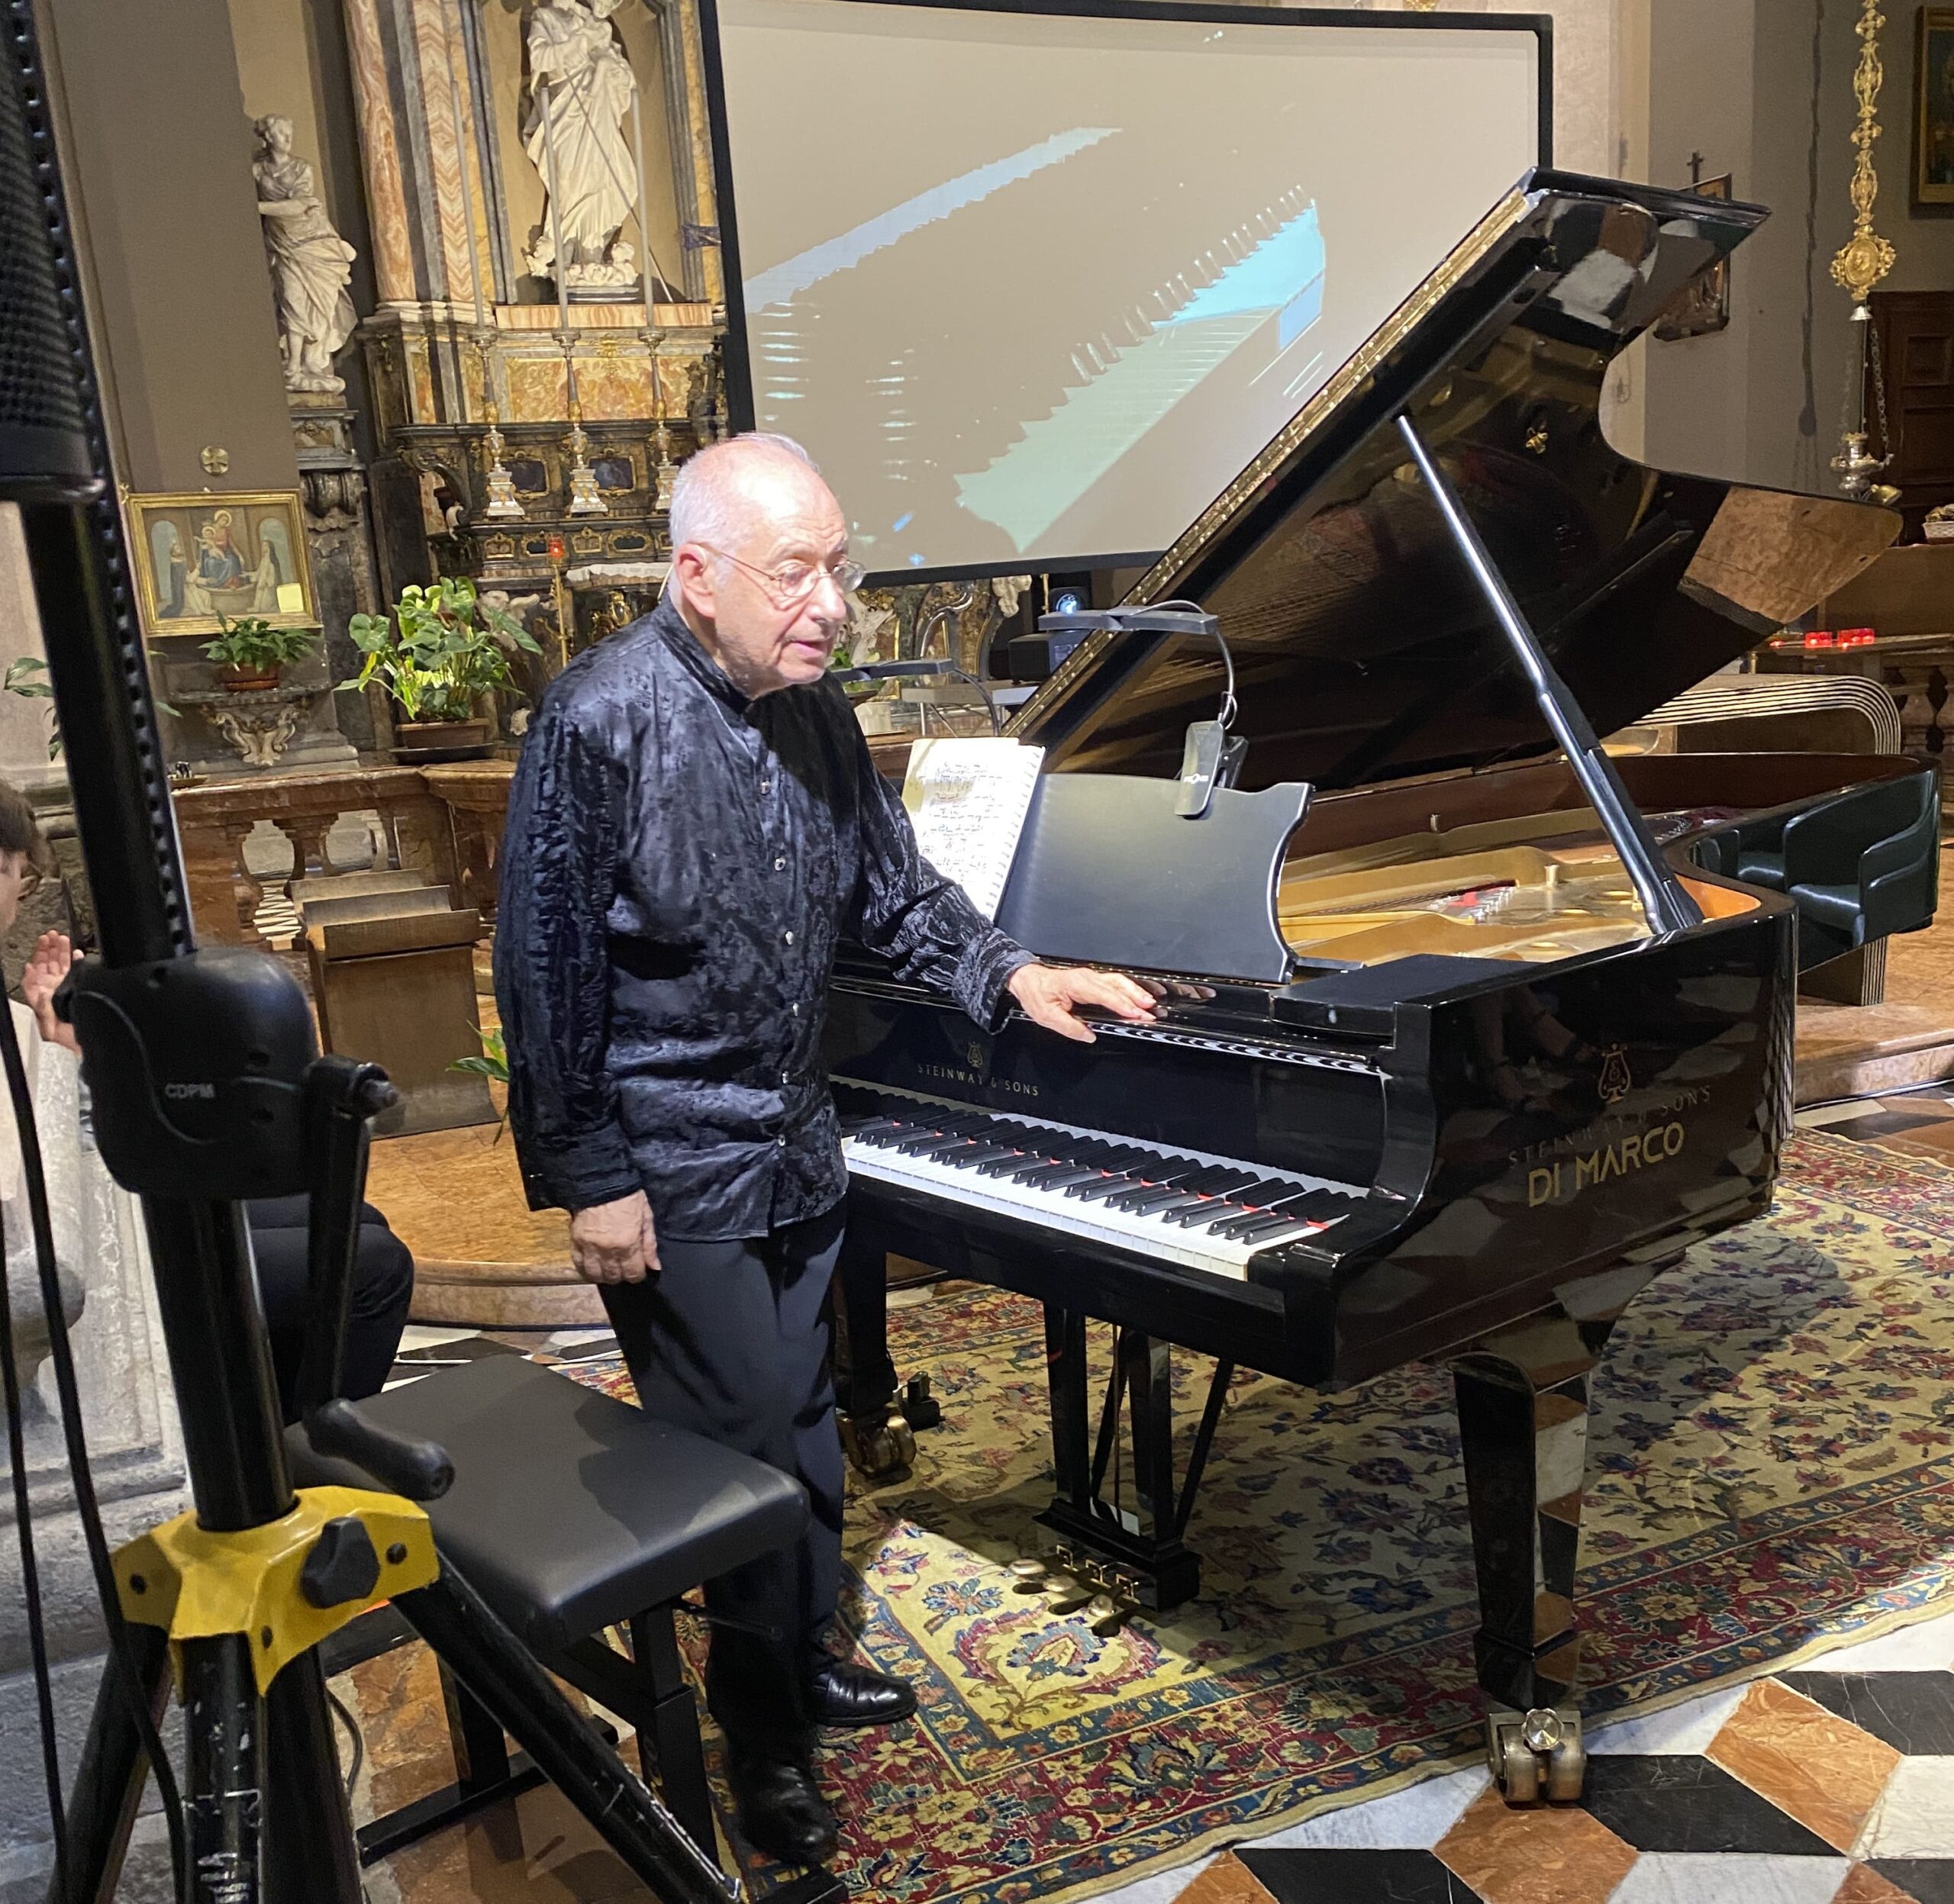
[
  {"x1": 523, "y1": 0, "x2": 640, "y2": 291},
  {"x1": 126, "y1": 492, "x2": 317, "y2": 638},
  {"x1": 1832, "y1": 0, "x2": 1898, "y2": 306},
  {"x1": 253, "y1": 115, "x2": 358, "y2": 396}
]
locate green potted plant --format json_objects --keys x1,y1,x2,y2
[
  {"x1": 343, "y1": 578, "x2": 542, "y2": 759},
  {"x1": 200, "y1": 614, "x2": 318, "y2": 692}
]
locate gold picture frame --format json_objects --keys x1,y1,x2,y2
[
  {"x1": 1916, "y1": 6, "x2": 1954, "y2": 205},
  {"x1": 124, "y1": 490, "x2": 317, "y2": 637}
]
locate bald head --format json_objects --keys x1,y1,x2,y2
[
  {"x1": 668, "y1": 433, "x2": 827, "y2": 556},
  {"x1": 665, "y1": 432, "x2": 853, "y2": 697}
]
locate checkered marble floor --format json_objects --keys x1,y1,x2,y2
[{"x1": 1084, "y1": 1607, "x2": 1954, "y2": 1904}]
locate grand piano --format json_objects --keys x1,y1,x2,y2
[{"x1": 822, "y1": 170, "x2": 1940, "y2": 1803}]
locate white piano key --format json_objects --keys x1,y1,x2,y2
[{"x1": 836, "y1": 1084, "x2": 1364, "y2": 1284}]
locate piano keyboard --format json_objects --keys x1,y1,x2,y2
[{"x1": 834, "y1": 1085, "x2": 1362, "y2": 1281}]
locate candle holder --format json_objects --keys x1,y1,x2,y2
[
  {"x1": 472, "y1": 331, "x2": 524, "y2": 521},
  {"x1": 482, "y1": 416, "x2": 525, "y2": 520},
  {"x1": 646, "y1": 327, "x2": 679, "y2": 513},
  {"x1": 565, "y1": 408, "x2": 608, "y2": 517}
]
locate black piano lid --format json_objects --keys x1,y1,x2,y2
[{"x1": 1013, "y1": 169, "x2": 1900, "y2": 794}]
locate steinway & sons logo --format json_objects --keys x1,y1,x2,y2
[
  {"x1": 1517, "y1": 1044, "x2": 1708, "y2": 1210},
  {"x1": 1597, "y1": 1045, "x2": 1632, "y2": 1105},
  {"x1": 917, "y1": 1033, "x2": 1041, "y2": 1098}
]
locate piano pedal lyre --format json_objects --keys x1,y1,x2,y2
[
  {"x1": 1485, "y1": 1707, "x2": 1584, "y2": 1804},
  {"x1": 837, "y1": 1407, "x2": 917, "y2": 1479}
]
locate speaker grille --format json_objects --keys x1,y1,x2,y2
[{"x1": 0, "y1": 3, "x2": 93, "y2": 489}]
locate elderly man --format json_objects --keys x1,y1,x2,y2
[{"x1": 495, "y1": 433, "x2": 1153, "y2": 1862}]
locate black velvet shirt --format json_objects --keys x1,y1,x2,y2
[{"x1": 495, "y1": 598, "x2": 1032, "y2": 1240}]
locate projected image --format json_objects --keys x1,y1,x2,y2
[{"x1": 717, "y1": 2, "x2": 1542, "y2": 575}]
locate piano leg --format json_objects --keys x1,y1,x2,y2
[
  {"x1": 831, "y1": 1214, "x2": 916, "y2": 1480},
  {"x1": 1452, "y1": 1279, "x2": 1645, "y2": 1806},
  {"x1": 1034, "y1": 1308, "x2": 1204, "y2": 1613}
]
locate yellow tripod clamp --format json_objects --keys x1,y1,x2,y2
[{"x1": 113, "y1": 1487, "x2": 440, "y2": 1694}]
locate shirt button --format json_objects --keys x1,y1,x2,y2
[
  {"x1": 777, "y1": 1136, "x2": 788, "y2": 1149},
  {"x1": 760, "y1": 780, "x2": 772, "y2": 794},
  {"x1": 783, "y1": 929, "x2": 794, "y2": 946},
  {"x1": 775, "y1": 856, "x2": 787, "y2": 871},
  {"x1": 781, "y1": 1069, "x2": 792, "y2": 1084},
  {"x1": 790, "y1": 1001, "x2": 801, "y2": 1018}
]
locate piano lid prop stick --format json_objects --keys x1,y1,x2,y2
[{"x1": 1393, "y1": 414, "x2": 1701, "y2": 938}]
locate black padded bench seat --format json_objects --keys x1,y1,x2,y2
[{"x1": 289, "y1": 1354, "x2": 810, "y2": 1870}]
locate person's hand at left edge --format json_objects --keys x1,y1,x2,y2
[{"x1": 1006, "y1": 962, "x2": 1158, "y2": 1044}]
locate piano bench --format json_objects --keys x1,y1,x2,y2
[{"x1": 288, "y1": 1355, "x2": 810, "y2": 1872}]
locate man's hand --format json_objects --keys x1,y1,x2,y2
[
  {"x1": 1006, "y1": 962, "x2": 1158, "y2": 1044},
  {"x1": 569, "y1": 1189, "x2": 660, "y2": 1284},
  {"x1": 21, "y1": 932, "x2": 79, "y2": 1057}
]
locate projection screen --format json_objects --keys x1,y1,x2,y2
[{"x1": 705, "y1": 1, "x2": 1549, "y2": 581}]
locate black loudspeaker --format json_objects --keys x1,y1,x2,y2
[{"x1": 0, "y1": 1, "x2": 93, "y2": 496}]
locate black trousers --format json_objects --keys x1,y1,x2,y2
[
  {"x1": 248, "y1": 1195, "x2": 416, "y2": 1424},
  {"x1": 599, "y1": 1204, "x2": 846, "y2": 1762}
]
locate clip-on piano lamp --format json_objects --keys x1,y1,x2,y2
[{"x1": 1037, "y1": 604, "x2": 1244, "y2": 817}]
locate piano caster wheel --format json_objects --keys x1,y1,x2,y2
[
  {"x1": 1487, "y1": 1707, "x2": 1584, "y2": 1806},
  {"x1": 840, "y1": 1411, "x2": 917, "y2": 1479},
  {"x1": 901, "y1": 1374, "x2": 943, "y2": 1432}
]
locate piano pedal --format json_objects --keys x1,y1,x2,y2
[
  {"x1": 838, "y1": 1409, "x2": 917, "y2": 1480},
  {"x1": 1485, "y1": 1707, "x2": 1584, "y2": 1805},
  {"x1": 1008, "y1": 1558, "x2": 1050, "y2": 1594},
  {"x1": 1040, "y1": 1574, "x2": 1096, "y2": 1615},
  {"x1": 1084, "y1": 1593, "x2": 1127, "y2": 1637}
]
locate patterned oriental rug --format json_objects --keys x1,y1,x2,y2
[{"x1": 561, "y1": 1132, "x2": 1954, "y2": 1904}]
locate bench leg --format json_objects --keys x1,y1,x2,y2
[
  {"x1": 354, "y1": 1659, "x2": 546, "y2": 1865},
  {"x1": 630, "y1": 1611, "x2": 718, "y2": 1858}
]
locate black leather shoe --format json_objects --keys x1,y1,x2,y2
[
  {"x1": 727, "y1": 1754, "x2": 838, "y2": 1866},
  {"x1": 807, "y1": 1658, "x2": 918, "y2": 1728}
]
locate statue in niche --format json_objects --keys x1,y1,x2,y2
[
  {"x1": 253, "y1": 114, "x2": 358, "y2": 396},
  {"x1": 523, "y1": 0, "x2": 640, "y2": 292}
]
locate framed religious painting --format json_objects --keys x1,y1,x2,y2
[
  {"x1": 1654, "y1": 174, "x2": 1734, "y2": 341},
  {"x1": 124, "y1": 491, "x2": 317, "y2": 637},
  {"x1": 1917, "y1": 7, "x2": 1954, "y2": 206}
]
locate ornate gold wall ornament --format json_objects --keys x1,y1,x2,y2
[
  {"x1": 200, "y1": 446, "x2": 230, "y2": 477},
  {"x1": 1831, "y1": 0, "x2": 1898, "y2": 306}
]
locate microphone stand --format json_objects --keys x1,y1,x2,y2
[{"x1": 0, "y1": 10, "x2": 743, "y2": 1899}]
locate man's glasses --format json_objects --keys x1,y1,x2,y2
[{"x1": 698, "y1": 545, "x2": 866, "y2": 610}]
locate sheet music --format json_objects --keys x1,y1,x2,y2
[{"x1": 902, "y1": 739, "x2": 1045, "y2": 920}]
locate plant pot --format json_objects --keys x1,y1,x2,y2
[
  {"x1": 218, "y1": 663, "x2": 280, "y2": 694},
  {"x1": 392, "y1": 717, "x2": 492, "y2": 762}
]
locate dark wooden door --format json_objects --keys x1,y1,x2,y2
[{"x1": 1869, "y1": 289, "x2": 1954, "y2": 535}]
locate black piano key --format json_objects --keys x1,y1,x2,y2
[
  {"x1": 1065, "y1": 1174, "x2": 1147, "y2": 1203},
  {"x1": 1009, "y1": 1161, "x2": 1079, "y2": 1189},
  {"x1": 1117, "y1": 1187, "x2": 1203, "y2": 1210},
  {"x1": 1031, "y1": 1165, "x2": 1111, "y2": 1191},
  {"x1": 1166, "y1": 1199, "x2": 1246, "y2": 1229},
  {"x1": 1213, "y1": 1210, "x2": 1314, "y2": 1242},
  {"x1": 976, "y1": 1151, "x2": 1044, "y2": 1179},
  {"x1": 948, "y1": 1144, "x2": 1017, "y2": 1169},
  {"x1": 1101, "y1": 1175, "x2": 1202, "y2": 1211},
  {"x1": 1211, "y1": 1191, "x2": 1344, "y2": 1239},
  {"x1": 846, "y1": 1119, "x2": 906, "y2": 1144}
]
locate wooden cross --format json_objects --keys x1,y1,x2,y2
[{"x1": 1688, "y1": 152, "x2": 1707, "y2": 188}]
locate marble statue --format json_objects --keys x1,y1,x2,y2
[
  {"x1": 254, "y1": 114, "x2": 358, "y2": 395},
  {"x1": 523, "y1": 0, "x2": 640, "y2": 291}
]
